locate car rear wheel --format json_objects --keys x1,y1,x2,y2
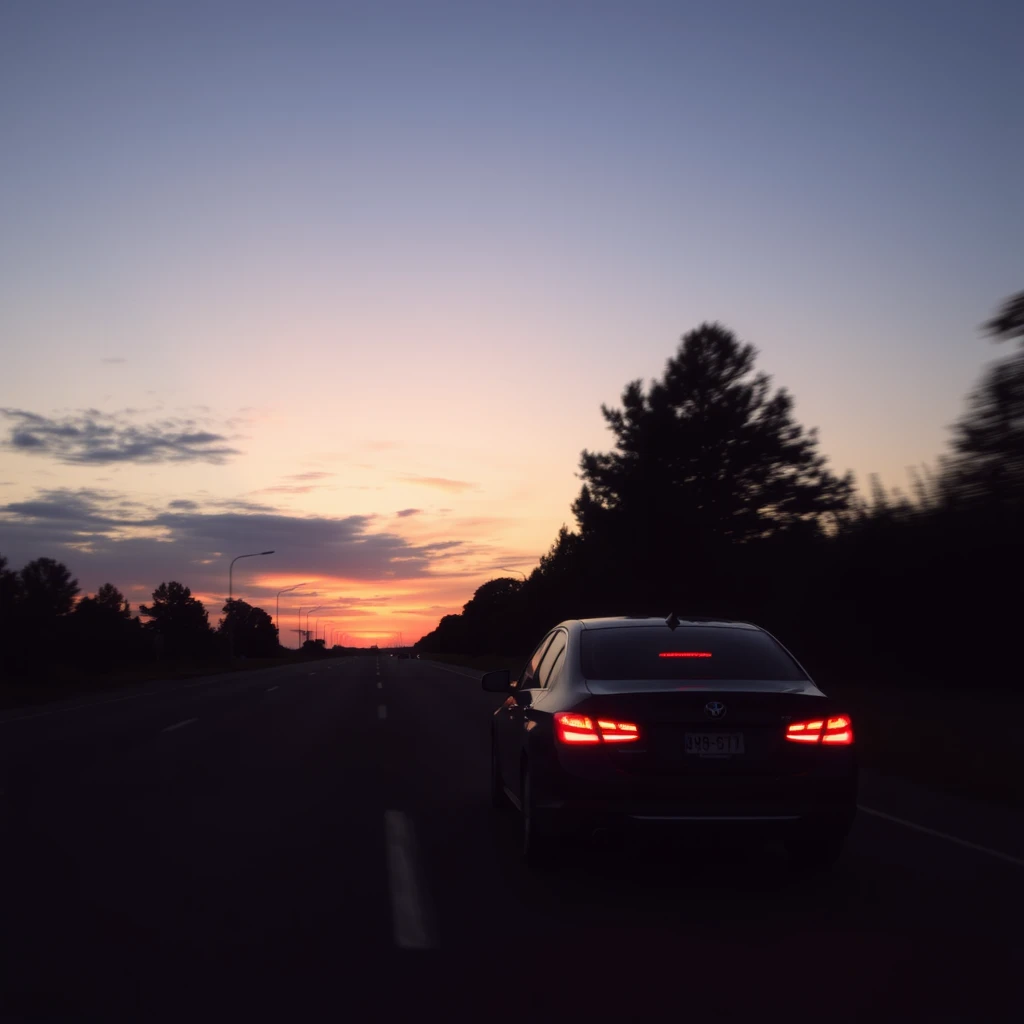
[
  {"x1": 490, "y1": 739, "x2": 508, "y2": 810},
  {"x1": 785, "y1": 831, "x2": 847, "y2": 873}
]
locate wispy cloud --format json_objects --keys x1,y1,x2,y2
[
  {"x1": 395, "y1": 508, "x2": 423, "y2": 517},
  {"x1": 254, "y1": 484, "x2": 322, "y2": 495},
  {"x1": 399, "y1": 475, "x2": 476, "y2": 493},
  {"x1": 0, "y1": 408, "x2": 241, "y2": 465},
  {"x1": 286, "y1": 471, "x2": 335, "y2": 481},
  {"x1": 101, "y1": 357, "x2": 127, "y2": 365}
]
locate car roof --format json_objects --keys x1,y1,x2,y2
[{"x1": 571, "y1": 616, "x2": 762, "y2": 632}]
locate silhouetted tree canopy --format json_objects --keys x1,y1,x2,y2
[
  {"x1": 416, "y1": 310, "x2": 1021, "y2": 688},
  {"x1": 19, "y1": 557, "x2": 80, "y2": 620},
  {"x1": 0, "y1": 554, "x2": 22, "y2": 612},
  {"x1": 72, "y1": 583, "x2": 143, "y2": 668},
  {"x1": 946, "y1": 351, "x2": 1024, "y2": 510},
  {"x1": 569, "y1": 323, "x2": 853, "y2": 609},
  {"x1": 984, "y1": 290, "x2": 1024, "y2": 343},
  {"x1": 219, "y1": 598, "x2": 278, "y2": 658},
  {"x1": 140, "y1": 581, "x2": 213, "y2": 659}
]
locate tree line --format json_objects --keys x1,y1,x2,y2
[
  {"x1": 0, "y1": 565, "x2": 286, "y2": 678},
  {"x1": 415, "y1": 292, "x2": 1024, "y2": 690}
]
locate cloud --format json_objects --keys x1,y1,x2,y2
[
  {"x1": 101, "y1": 357, "x2": 127, "y2": 365},
  {"x1": 0, "y1": 408, "x2": 242, "y2": 465},
  {"x1": 254, "y1": 485, "x2": 321, "y2": 495},
  {"x1": 395, "y1": 508, "x2": 422, "y2": 518},
  {"x1": 286, "y1": 471, "x2": 335, "y2": 481},
  {"x1": 0, "y1": 488, "x2": 484, "y2": 603},
  {"x1": 399, "y1": 475, "x2": 476, "y2": 493}
]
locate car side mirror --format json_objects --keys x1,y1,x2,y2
[{"x1": 481, "y1": 669, "x2": 511, "y2": 693}]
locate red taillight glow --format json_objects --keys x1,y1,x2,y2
[
  {"x1": 658, "y1": 651, "x2": 712, "y2": 658},
  {"x1": 786, "y1": 714, "x2": 854, "y2": 746},
  {"x1": 555, "y1": 712, "x2": 640, "y2": 745}
]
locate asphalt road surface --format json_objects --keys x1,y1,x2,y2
[{"x1": 1, "y1": 656, "x2": 1021, "y2": 1022}]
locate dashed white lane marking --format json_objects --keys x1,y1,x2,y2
[
  {"x1": 162, "y1": 718, "x2": 198, "y2": 733},
  {"x1": 378, "y1": 704, "x2": 387, "y2": 720},
  {"x1": 858, "y1": 805, "x2": 1024, "y2": 869},
  {"x1": 266, "y1": 686, "x2": 278, "y2": 692},
  {"x1": 377, "y1": 681, "x2": 383, "y2": 689},
  {"x1": 308, "y1": 672, "x2": 317, "y2": 676},
  {"x1": 384, "y1": 811, "x2": 434, "y2": 950}
]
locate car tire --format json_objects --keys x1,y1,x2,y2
[
  {"x1": 521, "y1": 767, "x2": 558, "y2": 870},
  {"x1": 490, "y1": 739, "x2": 508, "y2": 811},
  {"x1": 785, "y1": 831, "x2": 847, "y2": 873}
]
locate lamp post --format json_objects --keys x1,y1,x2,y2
[
  {"x1": 298, "y1": 605, "x2": 321, "y2": 649},
  {"x1": 227, "y1": 550, "x2": 274, "y2": 661},
  {"x1": 276, "y1": 583, "x2": 310, "y2": 637},
  {"x1": 305, "y1": 606, "x2": 322, "y2": 645},
  {"x1": 229, "y1": 550, "x2": 275, "y2": 602}
]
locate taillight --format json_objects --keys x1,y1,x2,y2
[
  {"x1": 555, "y1": 712, "x2": 640, "y2": 745},
  {"x1": 786, "y1": 714, "x2": 853, "y2": 746}
]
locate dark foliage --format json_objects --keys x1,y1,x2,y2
[
  {"x1": 71, "y1": 583, "x2": 146, "y2": 669},
  {"x1": 219, "y1": 598, "x2": 279, "y2": 658},
  {"x1": 984, "y1": 290, "x2": 1024, "y2": 344},
  {"x1": 139, "y1": 581, "x2": 215, "y2": 661},
  {"x1": 417, "y1": 310, "x2": 1023, "y2": 689}
]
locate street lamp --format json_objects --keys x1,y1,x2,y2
[
  {"x1": 276, "y1": 583, "x2": 310, "y2": 636},
  {"x1": 298, "y1": 605, "x2": 321, "y2": 648},
  {"x1": 226, "y1": 550, "x2": 274, "y2": 662},
  {"x1": 305, "y1": 606, "x2": 323, "y2": 644},
  {"x1": 229, "y1": 550, "x2": 275, "y2": 602}
]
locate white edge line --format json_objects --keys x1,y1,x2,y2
[
  {"x1": 858, "y1": 805, "x2": 1024, "y2": 869},
  {"x1": 162, "y1": 717, "x2": 198, "y2": 733},
  {"x1": 383, "y1": 810, "x2": 434, "y2": 950}
]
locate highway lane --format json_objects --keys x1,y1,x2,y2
[{"x1": 1, "y1": 655, "x2": 1022, "y2": 1021}]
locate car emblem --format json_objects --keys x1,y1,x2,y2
[{"x1": 704, "y1": 701, "x2": 726, "y2": 719}]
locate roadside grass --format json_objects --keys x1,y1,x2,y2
[
  {"x1": 425, "y1": 653, "x2": 1023, "y2": 811},
  {"x1": 820, "y1": 676, "x2": 1023, "y2": 811}
]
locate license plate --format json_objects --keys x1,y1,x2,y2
[{"x1": 685, "y1": 732, "x2": 744, "y2": 758}]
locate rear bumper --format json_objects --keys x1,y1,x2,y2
[
  {"x1": 533, "y1": 779, "x2": 857, "y2": 841},
  {"x1": 536, "y1": 805, "x2": 856, "y2": 842}
]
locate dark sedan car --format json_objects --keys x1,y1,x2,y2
[{"x1": 484, "y1": 615, "x2": 857, "y2": 869}]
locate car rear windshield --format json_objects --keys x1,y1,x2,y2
[{"x1": 580, "y1": 626, "x2": 807, "y2": 681}]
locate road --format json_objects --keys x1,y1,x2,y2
[{"x1": 1, "y1": 655, "x2": 1021, "y2": 1022}]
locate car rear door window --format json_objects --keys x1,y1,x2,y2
[
  {"x1": 534, "y1": 631, "x2": 567, "y2": 688},
  {"x1": 580, "y1": 626, "x2": 806, "y2": 681},
  {"x1": 543, "y1": 645, "x2": 566, "y2": 688},
  {"x1": 518, "y1": 631, "x2": 556, "y2": 689}
]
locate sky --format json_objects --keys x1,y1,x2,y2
[{"x1": 1, "y1": 0, "x2": 1021, "y2": 645}]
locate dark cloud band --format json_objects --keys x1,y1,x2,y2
[{"x1": 1, "y1": 408, "x2": 241, "y2": 465}]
